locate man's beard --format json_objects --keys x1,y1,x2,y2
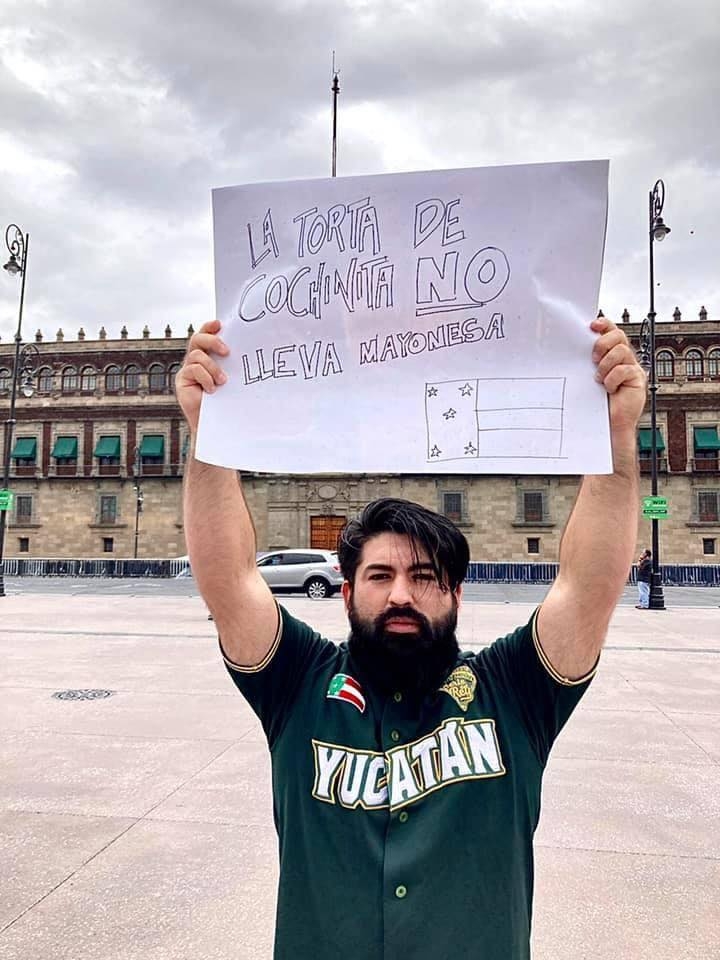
[{"x1": 347, "y1": 600, "x2": 459, "y2": 699}]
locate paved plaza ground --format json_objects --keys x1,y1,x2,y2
[{"x1": 1, "y1": 582, "x2": 719, "y2": 959}]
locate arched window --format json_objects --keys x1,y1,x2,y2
[
  {"x1": 656, "y1": 350, "x2": 674, "y2": 379},
  {"x1": 80, "y1": 366, "x2": 97, "y2": 391},
  {"x1": 686, "y1": 350, "x2": 703, "y2": 378},
  {"x1": 38, "y1": 367, "x2": 54, "y2": 392},
  {"x1": 106, "y1": 365, "x2": 122, "y2": 392},
  {"x1": 168, "y1": 362, "x2": 181, "y2": 390},
  {"x1": 708, "y1": 348, "x2": 720, "y2": 378},
  {"x1": 124, "y1": 364, "x2": 140, "y2": 391},
  {"x1": 149, "y1": 363, "x2": 167, "y2": 392},
  {"x1": 62, "y1": 366, "x2": 79, "y2": 392},
  {"x1": 0, "y1": 368, "x2": 11, "y2": 391}
]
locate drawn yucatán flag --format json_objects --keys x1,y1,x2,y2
[{"x1": 425, "y1": 378, "x2": 566, "y2": 462}]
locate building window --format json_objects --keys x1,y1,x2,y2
[
  {"x1": 38, "y1": 367, "x2": 54, "y2": 392},
  {"x1": 0, "y1": 367, "x2": 10, "y2": 391},
  {"x1": 94, "y1": 435, "x2": 121, "y2": 466},
  {"x1": 693, "y1": 427, "x2": 720, "y2": 471},
  {"x1": 61, "y1": 366, "x2": 79, "y2": 392},
  {"x1": 16, "y1": 495, "x2": 32, "y2": 523},
  {"x1": 703, "y1": 538, "x2": 716, "y2": 556},
  {"x1": 11, "y1": 437, "x2": 37, "y2": 466},
  {"x1": 527, "y1": 537, "x2": 540, "y2": 555},
  {"x1": 149, "y1": 364, "x2": 167, "y2": 393},
  {"x1": 105, "y1": 365, "x2": 122, "y2": 392},
  {"x1": 656, "y1": 350, "x2": 674, "y2": 380},
  {"x1": 441, "y1": 492, "x2": 463, "y2": 522},
  {"x1": 51, "y1": 435, "x2": 79, "y2": 464},
  {"x1": 139, "y1": 434, "x2": 165, "y2": 466},
  {"x1": 523, "y1": 491, "x2": 544, "y2": 523},
  {"x1": 685, "y1": 350, "x2": 703, "y2": 379},
  {"x1": 709, "y1": 349, "x2": 720, "y2": 379},
  {"x1": 18, "y1": 537, "x2": 29, "y2": 553},
  {"x1": 637, "y1": 427, "x2": 666, "y2": 472},
  {"x1": 103, "y1": 537, "x2": 114, "y2": 553},
  {"x1": 697, "y1": 491, "x2": 719, "y2": 523},
  {"x1": 99, "y1": 495, "x2": 118, "y2": 524},
  {"x1": 124, "y1": 365, "x2": 140, "y2": 391},
  {"x1": 80, "y1": 366, "x2": 97, "y2": 391}
]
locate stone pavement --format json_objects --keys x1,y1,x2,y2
[{"x1": 1, "y1": 591, "x2": 718, "y2": 960}]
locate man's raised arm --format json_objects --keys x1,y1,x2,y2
[
  {"x1": 537, "y1": 316, "x2": 647, "y2": 681},
  {"x1": 176, "y1": 320, "x2": 278, "y2": 667}
]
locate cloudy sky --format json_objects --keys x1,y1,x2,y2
[{"x1": 1, "y1": 0, "x2": 718, "y2": 344}]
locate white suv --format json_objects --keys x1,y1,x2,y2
[{"x1": 256, "y1": 549, "x2": 344, "y2": 599}]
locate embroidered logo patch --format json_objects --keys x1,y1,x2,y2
[
  {"x1": 439, "y1": 665, "x2": 476, "y2": 712},
  {"x1": 327, "y1": 673, "x2": 366, "y2": 713}
]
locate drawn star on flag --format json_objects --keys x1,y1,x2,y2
[
  {"x1": 427, "y1": 386, "x2": 438, "y2": 398},
  {"x1": 459, "y1": 383, "x2": 473, "y2": 397},
  {"x1": 464, "y1": 442, "x2": 477, "y2": 455},
  {"x1": 443, "y1": 408, "x2": 457, "y2": 420},
  {"x1": 430, "y1": 445, "x2": 442, "y2": 458}
]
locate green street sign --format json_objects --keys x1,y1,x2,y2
[
  {"x1": 642, "y1": 495, "x2": 668, "y2": 519},
  {"x1": 0, "y1": 490, "x2": 14, "y2": 511}
]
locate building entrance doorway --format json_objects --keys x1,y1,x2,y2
[{"x1": 311, "y1": 515, "x2": 347, "y2": 551}]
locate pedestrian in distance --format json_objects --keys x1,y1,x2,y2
[
  {"x1": 636, "y1": 548, "x2": 652, "y2": 609},
  {"x1": 175, "y1": 315, "x2": 647, "y2": 960}
]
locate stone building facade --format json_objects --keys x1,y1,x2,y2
[
  {"x1": 1, "y1": 308, "x2": 718, "y2": 562},
  {"x1": 0, "y1": 326, "x2": 189, "y2": 560}
]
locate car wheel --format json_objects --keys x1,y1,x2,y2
[{"x1": 306, "y1": 577, "x2": 330, "y2": 600}]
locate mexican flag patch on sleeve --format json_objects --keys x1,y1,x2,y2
[{"x1": 326, "y1": 673, "x2": 366, "y2": 713}]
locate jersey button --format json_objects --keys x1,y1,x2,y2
[
  {"x1": 393, "y1": 692, "x2": 403, "y2": 703},
  {"x1": 395, "y1": 885, "x2": 407, "y2": 899},
  {"x1": 398, "y1": 811, "x2": 409, "y2": 823},
  {"x1": 390, "y1": 729, "x2": 401, "y2": 742}
]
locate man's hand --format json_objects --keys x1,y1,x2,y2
[
  {"x1": 591, "y1": 316, "x2": 647, "y2": 434},
  {"x1": 175, "y1": 320, "x2": 229, "y2": 434}
]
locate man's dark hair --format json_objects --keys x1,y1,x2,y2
[{"x1": 338, "y1": 498, "x2": 469, "y2": 591}]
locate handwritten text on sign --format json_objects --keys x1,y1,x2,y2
[{"x1": 198, "y1": 160, "x2": 611, "y2": 474}]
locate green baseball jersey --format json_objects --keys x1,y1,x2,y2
[{"x1": 222, "y1": 605, "x2": 594, "y2": 960}]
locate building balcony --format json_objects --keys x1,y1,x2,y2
[
  {"x1": 137, "y1": 463, "x2": 165, "y2": 477},
  {"x1": 10, "y1": 464, "x2": 38, "y2": 478},
  {"x1": 692, "y1": 457, "x2": 719, "y2": 474},
  {"x1": 639, "y1": 456, "x2": 668, "y2": 474}
]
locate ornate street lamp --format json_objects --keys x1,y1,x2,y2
[
  {"x1": 132, "y1": 447, "x2": 144, "y2": 559},
  {"x1": 638, "y1": 181, "x2": 671, "y2": 611},
  {"x1": 0, "y1": 224, "x2": 32, "y2": 598}
]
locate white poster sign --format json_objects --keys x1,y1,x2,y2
[{"x1": 197, "y1": 160, "x2": 611, "y2": 474}]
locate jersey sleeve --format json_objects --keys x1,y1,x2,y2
[
  {"x1": 472, "y1": 608, "x2": 596, "y2": 766},
  {"x1": 219, "y1": 604, "x2": 337, "y2": 748}
]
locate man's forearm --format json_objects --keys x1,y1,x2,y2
[
  {"x1": 557, "y1": 428, "x2": 639, "y2": 615},
  {"x1": 183, "y1": 446, "x2": 258, "y2": 601}
]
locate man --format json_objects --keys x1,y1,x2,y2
[
  {"x1": 636, "y1": 548, "x2": 653, "y2": 609},
  {"x1": 175, "y1": 315, "x2": 646, "y2": 960}
]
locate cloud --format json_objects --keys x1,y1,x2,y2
[{"x1": 1, "y1": 0, "x2": 718, "y2": 344}]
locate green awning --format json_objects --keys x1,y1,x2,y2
[
  {"x1": 139, "y1": 435, "x2": 164, "y2": 457},
  {"x1": 638, "y1": 428, "x2": 665, "y2": 452},
  {"x1": 94, "y1": 435, "x2": 121, "y2": 458},
  {"x1": 11, "y1": 437, "x2": 37, "y2": 459},
  {"x1": 694, "y1": 427, "x2": 720, "y2": 451},
  {"x1": 52, "y1": 436, "x2": 78, "y2": 459}
]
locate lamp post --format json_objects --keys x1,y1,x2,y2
[
  {"x1": 132, "y1": 447, "x2": 144, "y2": 559},
  {"x1": 639, "y1": 180, "x2": 671, "y2": 611},
  {"x1": 0, "y1": 224, "x2": 31, "y2": 599}
]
